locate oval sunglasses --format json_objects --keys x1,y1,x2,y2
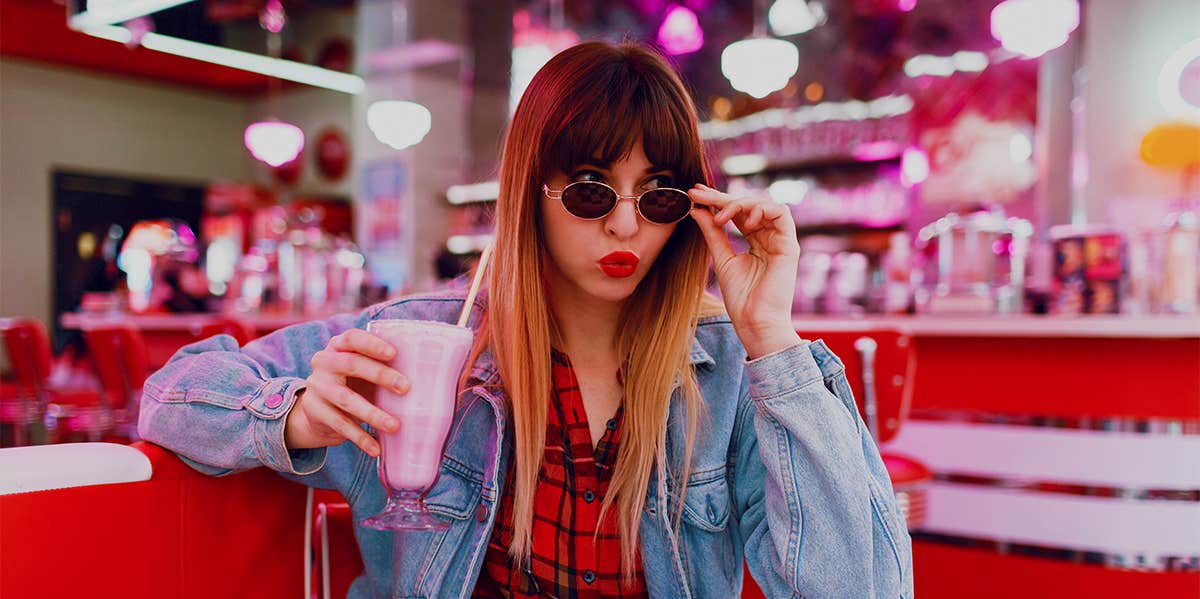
[{"x1": 542, "y1": 181, "x2": 697, "y2": 225}]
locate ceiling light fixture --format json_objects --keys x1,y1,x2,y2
[
  {"x1": 68, "y1": 0, "x2": 194, "y2": 30},
  {"x1": 722, "y1": 0, "x2": 799, "y2": 98},
  {"x1": 244, "y1": 0, "x2": 304, "y2": 167},
  {"x1": 82, "y1": 25, "x2": 365, "y2": 94},
  {"x1": 990, "y1": 0, "x2": 1079, "y2": 59},
  {"x1": 657, "y1": 4, "x2": 704, "y2": 55}
]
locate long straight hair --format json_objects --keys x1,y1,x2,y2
[{"x1": 460, "y1": 40, "x2": 725, "y2": 580}]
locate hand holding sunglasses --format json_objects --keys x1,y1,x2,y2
[
  {"x1": 543, "y1": 180, "x2": 695, "y2": 225},
  {"x1": 686, "y1": 184, "x2": 803, "y2": 360}
]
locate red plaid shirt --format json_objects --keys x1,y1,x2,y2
[{"x1": 472, "y1": 349, "x2": 648, "y2": 598}]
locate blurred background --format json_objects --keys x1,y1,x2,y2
[{"x1": 0, "y1": 1, "x2": 1198, "y2": 597}]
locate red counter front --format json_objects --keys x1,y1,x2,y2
[{"x1": 793, "y1": 315, "x2": 1200, "y2": 598}]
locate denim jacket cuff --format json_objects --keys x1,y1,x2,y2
[
  {"x1": 744, "y1": 340, "x2": 822, "y2": 401},
  {"x1": 249, "y1": 377, "x2": 326, "y2": 475}
]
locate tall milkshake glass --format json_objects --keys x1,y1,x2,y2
[{"x1": 360, "y1": 244, "x2": 492, "y2": 531}]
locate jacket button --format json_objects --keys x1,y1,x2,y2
[
  {"x1": 582, "y1": 570, "x2": 596, "y2": 584},
  {"x1": 583, "y1": 489, "x2": 596, "y2": 503},
  {"x1": 476, "y1": 503, "x2": 488, "y2": 523},
  {"x1": 264, "y1": 394, "x2": 284, "y2": 409}
]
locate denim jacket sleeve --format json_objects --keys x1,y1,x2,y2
[
  {"x1": 731, "y1": 340, "x2": 914, "y2": 598},
  {"x1": 137, "y1": 307, "x2": 377, "y2": 490}
]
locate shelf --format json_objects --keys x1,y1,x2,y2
[{"x1": 720, "y1": 153, "x2": 903, "y2": 177}]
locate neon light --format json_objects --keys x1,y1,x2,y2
[
  {"x1": 68, "y1": 0, "x2": 193, "y2": 30},
  {"x1": 1158, "y1": 37, "x2": 1200, "y2": 122},
  {"x1": 83, "y1": 25, "x2": 365, "y2": 94}
]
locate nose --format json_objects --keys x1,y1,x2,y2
[{"x1": 604, "y1": 194, "x2": 640, "y2": 240}]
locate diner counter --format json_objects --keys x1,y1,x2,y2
[
  {"x1": 60, "y1": 311, "x2": 342, "y2": 333},
  {"x1": 793, "y1": 314, "x2": 1200, "y2": 338},
  {"x1": 63, "y1": 311, "x2": 1200, "y2": 339}
]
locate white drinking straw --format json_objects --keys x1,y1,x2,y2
[{"x1": 457, "y1": 240, "x2": 493, "y2": 327}]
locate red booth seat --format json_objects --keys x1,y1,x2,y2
[{"x1": 0, "y1": 442, "x2": 308, "y2": 599}]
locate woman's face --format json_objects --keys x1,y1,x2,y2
[{"x1": 540, "y1": 138, "x2": 681, "y2": 306}]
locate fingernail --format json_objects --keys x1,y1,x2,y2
[
  {"x1": 368, "y1": 443, "x2": 381, "y2": 457},
  {"x1": 393, "y1": 375, "x2": 409, "y2": 392},
  {"x1": 384, "y1": 415, "x2": 399, "y2": 430},
  {"x1": 382, "y1": 344, "x2": 396, "y2": 358}
]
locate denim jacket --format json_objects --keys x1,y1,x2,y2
[{"x1": 139, "y1": 287, "x2": 913, "y2": 598}]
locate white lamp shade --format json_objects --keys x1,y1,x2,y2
[
  {"x1": 990, "y1": 0, "x2": 1079, "y2": 59},
  {"x1": 657, "y1": 4, "x2": 704, "y2": 55},
  {"x1": 244, "y1": 121, "x2": 304, "y2": 167},
  {"x1": 769, "y1": 0, "x2": 826, "y2": 36},
  {"x1": 367, "y1": 100, "x2": 432, "y2": 150},
  {"x1": 721, "y1": 37, "x2": 799, "y2": 99}
]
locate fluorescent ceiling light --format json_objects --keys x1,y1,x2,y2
[
  {"x1": 722, "y1": 154, "x2": 769, "y2": 176},
  {"x1": 83, "y1": 25, "x2": 365, "y2": 94},
  {"x1": 447, "y1": 181, "x2": 500, "y2": 205},
  {"x1": 69, "y1": 0, "x2": 194, "y2": 30}
]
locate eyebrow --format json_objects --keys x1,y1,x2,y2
[{"x1": 582, "y1": 158, "x2": 673, "y2": 174}]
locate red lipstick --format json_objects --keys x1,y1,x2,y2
[{"x1": 599, "y1": 251, "x2": 639, "y2": 278}]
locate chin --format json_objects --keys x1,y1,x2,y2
[{"x1": 580, "y1": 271, "x2": 643, "y2": 303}]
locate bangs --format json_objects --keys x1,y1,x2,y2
[{"x1": 541, "y1": 57, "x2": 704, "y2": 186}]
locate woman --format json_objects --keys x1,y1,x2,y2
[{"x1": 140, "y1": 41, "x2": 912, "y2": 598}]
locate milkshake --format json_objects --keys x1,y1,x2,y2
[{"x1": 362, "y1": 319, "x2": 474, "y2": 530}]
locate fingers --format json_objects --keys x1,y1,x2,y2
[
  {"x1": 687, "y1": 183, "x2": 733, "y2": 209},
  {"x1": 329, "y1": 329, "x2": 397, "y2": 362},
  {"x1": 308, "y1": 373, "x2": 399, "y2": 434},
  {"x1": 689, "y1": 204, "x2": 735, "y2": 268},
  {"x1": 312, "y1": 347, "x2": 410, "y2": 393},
  {"x1": 310, "y1": 400, "x2": 382, "y2": 457}
]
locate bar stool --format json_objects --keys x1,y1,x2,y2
[
  {"x1": 308, "y1": 489, "x2": 362, "y2": 599},
  {"x1": 796, "y1": 327, "x2": 931, "y2": 529},
  {"x1": 0, "y1": 318, "x2": 106, "y2": 445},
  {"x1": 193, "y1": 316, "x2": 256, "y2": 346},
  {"x1": 82, "y1": 324, "x2": 149, "y2": 442}
]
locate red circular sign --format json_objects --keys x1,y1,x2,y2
[{"x1": 316, "y1": 127, "x2": 349, "y2": 181}]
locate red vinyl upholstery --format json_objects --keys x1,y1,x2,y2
[
  {"x1": 194, "y1": 317, "x2": 256, "y2": 347},
  {"x1": 0, "y1": 318, "x2": 105, "y2": 445},
  {"x1": 0, "y1": 442, "x2": 308, "y2": 599}
]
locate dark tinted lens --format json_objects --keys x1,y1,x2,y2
[
  {"x1": 638, "y1": 189, "x2": 691, "y2": 224},
  {"x1": 560, "y1": 182, "x2": 617, "y2": 219}
]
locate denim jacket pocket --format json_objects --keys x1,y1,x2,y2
[
  {"x1": 681, "y1": 470, "x2": 732, "y2": 532},
  {"x1": 867, "y1": 475, "x2": 909, "y2": 579},
  {"x1": 424, "y1": 461, "x2": 484, "y2": 521}
]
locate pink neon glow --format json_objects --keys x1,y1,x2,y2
[
  {"x1": 852, "y1": 140, "x2": 904, "y2": 161},
  {"x1": 897, "y1": 0, "x2": 917, "y2": 12},
  {"x1": 657, "y1": 5, "x2": 703, "y2": 55},
  {"x1": 901, "y1": 147, "x2": 930, "y2": 187},
  {"x1": 244, "y1": 121, "x2": 304, "y2": 167},
  {"x1": 991, "y1": 0, "x2": 1079, "y2": 59}
]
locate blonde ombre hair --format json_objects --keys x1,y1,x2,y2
[{"x1": 461, "y1": 41, "x2": 725, "y2": 581}]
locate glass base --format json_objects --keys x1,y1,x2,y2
[{"x1": 360, "y1": 491, "x2": 449, "y2": 531}]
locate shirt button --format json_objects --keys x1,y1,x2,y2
[
  {"x1": 582, "y1": 570, "x2": 596, "y2": 584},
  {"x1": 583, "y1": 489, "x2": 596, "y2": 503},
  {"x1": 476, "y1": 503, "x2": 488, "y2": 523},
  {"x1": 606, "y1": 419, "x2": 617, "y2": 431},
  {"x1": 264, "y1": 393, "x2": 284, "y2": 409}
]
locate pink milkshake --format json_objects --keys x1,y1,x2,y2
[{"x1": 362, "y1": 319, "x2": 473, "y2": 530}]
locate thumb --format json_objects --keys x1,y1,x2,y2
[{"x1": 690, "y1": 206, "x2": 735, "y2": 268}]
